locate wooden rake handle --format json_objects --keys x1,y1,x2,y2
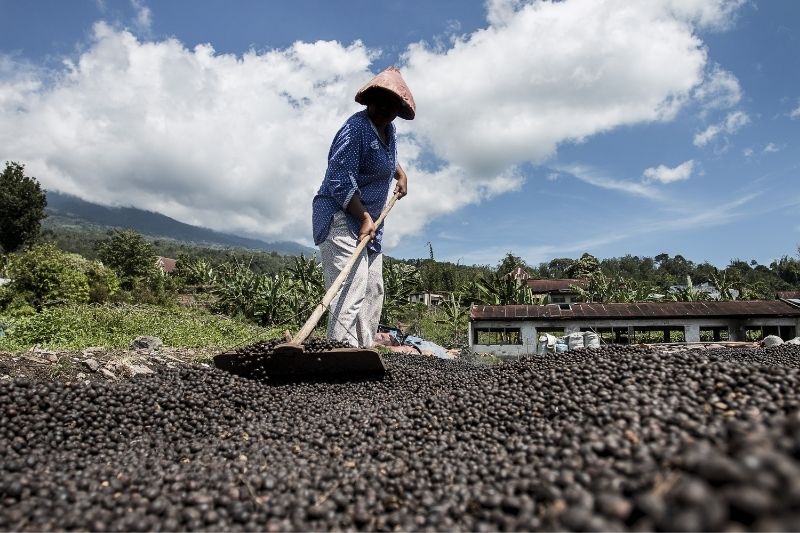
[{"x1": 290, "y1": 192, "x2": 401, "y2": 345}]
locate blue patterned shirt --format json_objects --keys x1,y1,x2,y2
[{"x1": 312, "y1": 110, "x2": 397, "y2": 254}]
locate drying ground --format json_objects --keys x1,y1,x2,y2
[{"x1": 1, "y1": 343, "x2": 799, "y2": 531}]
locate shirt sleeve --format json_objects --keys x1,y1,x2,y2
[{"x1": 323, "y1": 122, "x2": 362, "y2": 209}]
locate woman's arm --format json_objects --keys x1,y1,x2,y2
[
  {"x1": 394, "y1": 163, "x2": 408, "y2": 198},
  {"x1": 347, "y1": 194, "x2": 376, "y2": 242}
]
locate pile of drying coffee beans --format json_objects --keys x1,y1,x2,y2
[{"x1": 1, "y1": 344, "x2": 799, "y2": 531}]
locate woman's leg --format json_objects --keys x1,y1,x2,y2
[
  {"x1": 357, "y1": 251, "x2": 384, "y2": 348},
  {"x1": 319, "y1": 212, "x2": 368, "y2": 347}
]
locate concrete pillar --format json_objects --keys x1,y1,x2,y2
[
  {"x1": 521, "y1": 324, "x2": 537, "y2": 355},
  {"x1": 685, "y1": 324, "x2": 700, "y2": 343},
  {"x1": 628, "y1": 326, "x2": 635, "y2": 344},
  {"x1": 663, "y1": 328, "x2": 671, "y2": 342},
  {"x1": 468, "y1": 322, "x2": 474, "y2": 348},
  {"x1": 728, "y1": 321, "x2": 746, "y2": 341}
]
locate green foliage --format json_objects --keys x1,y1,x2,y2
[
  {"x1": 473, "y1": 274, "x2": 544, "y2": 305},
  {"x1": 496, "y1": 252, "x2": 532, "y2": 278},
  {"x1": 5, "y1": 243, "x2": 90, "y2": 310},
  {"x1": 381, "y1": 259, "x2": 421, "y2": 323},
  {"x1": 174, "y1": 252, "x2": 216, "y2": 289},
  {"x1": 434, "y1": 293, "x2": 469, "y2": 346},
  {"x1": 0, "y1": 161, "x2": 47, "y2": 253},
  {"x1": 566, "y1": 252, "x2": 600, "y2": 278},
  {"x1": 65, "y1": 253, "x2": 120, "y2": 303},
  {"x1": 0, "y1": 303, "x2": 275, "y2": 351},
  {"x1": 669, "y1": 276, "x2": 710, "y2": 302},
  {"x1": 571, "y1": 270, "x2": 656, "y2": 303},
  {"x1": 96, "y1": 229, "x2": 159, "y2": 291}
]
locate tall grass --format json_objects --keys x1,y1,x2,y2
[{"x1": 0, "y1": 303, "x2": 279, "y2": 351}]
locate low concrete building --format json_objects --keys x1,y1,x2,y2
[{"x1": 469, "y1": 300, "x2": 800, "y2": 357}]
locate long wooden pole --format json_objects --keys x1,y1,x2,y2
[{"x1": 290, "y1": 192, "x2": 401, "y2": 345}]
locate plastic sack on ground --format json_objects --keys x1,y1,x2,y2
[
  {"x1": 537, "y1": 333, "x2": 556, "y2": 355},
  {"x1": 567, "y1": 332, "x2": 585, "y2": 351},
  {"x1": 786, "y1": 337, "x2": 800, "y2": 345},
  {"x1": 584, "y1": 332, "x2": 601, "y2": 348},
  {"x1": 762, "y1": 335, "x2": 784, "y2": 347},
  {"x1": 554, "y1": 337, "x2": 568, "y2": 353}
]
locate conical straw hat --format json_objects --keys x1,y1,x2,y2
[{"x1": 355, "y1": 66, "x2": 416, "y2": 120}]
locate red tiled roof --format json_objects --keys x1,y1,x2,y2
[
  {"x1": 526, "y1": 278, "x2": 588, "y2": 293},
  {"x1": 470, "y1": 300, "x2": 800, "y2": 321},
  {"x1": 157, "y1": 256, "x2": 177, "y2": 273}
]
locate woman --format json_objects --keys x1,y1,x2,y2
[{"x1": 312, "y1": 67, "x2": 416, "y2": 348}]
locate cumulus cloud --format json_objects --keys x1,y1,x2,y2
[
  {"x1": 693, "y1": 110, "x2": 750, "y2": 146},
  {"x1": 0, "y1": 0, "x2": 744, "y2": 249},
  {"x1": 790, "y1": 99, "x2": 800, "y2": 120},
  {"x1": 643, "y1": 160, "x2": 695, "y2": 183},
  {"x1": 693, "y1": 64, "x2": 741, "y2": 111},
  {"x1": 401, "y1": 0, "x2": 719, "y2": 178},
  {"x1": 763, "y1": 142, "x2": 780, "y2": 153}
]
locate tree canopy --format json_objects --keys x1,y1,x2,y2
[{"x1": 0, "y1": 162, "x2": 47, "y2": 253}]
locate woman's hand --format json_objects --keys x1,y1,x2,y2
[
  {"x1": 358, "y1": 212, "x2": 376, "y2": 242},
  {"x1": 394, "y1": 165, "x2": 408, "y2": 199}
]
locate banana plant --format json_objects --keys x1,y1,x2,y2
[
  {"x1": 435, "y1": 292, "x2": 469, "y2": 345},
  {"x1": 669, "y1": 275, "x2": 710, "y2": 302},
  {"x1": 382, "y1": 259, "x2": 421, "y2": 323}
]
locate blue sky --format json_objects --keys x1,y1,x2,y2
[{"x1": 1, "y1": 0, "x2": 798, "y2": 269}]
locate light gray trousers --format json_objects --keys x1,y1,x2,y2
[{"x1": 319, "y1": 211, "x2": 384, "y2": 348}]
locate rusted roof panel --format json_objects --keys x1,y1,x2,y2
[
  {"x1": 526, "y1": 278, "x2": 588, "y2": 293},
  {"x1": 777, "y1": 291, "x2": 800, "y2": 299},
  {"x1": 470, "y1": 300, "x2": 800, "y2": 320}
]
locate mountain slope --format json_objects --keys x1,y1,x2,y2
[{"x1": 44, "y1": 191, "x2": 314, "y2": 256}]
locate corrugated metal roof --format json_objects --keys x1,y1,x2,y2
[
  {"x1": 777, "y1": 291, "x2": 800, "y2": 299},
  {"x1": 470, "y1": 300, "x2": 800, "y2": 321},
  {"x1": 526, "y1": 278, "x2": 588, "y2": 293}
]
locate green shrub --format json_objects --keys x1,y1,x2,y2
[
  {"x1": 65, "y1": 253, "x2": 120, "y2": 303},
  {"x1": 0, "y1": 303, "x2": 278, "y2": 351},
  {"x1": 6, "y1": 243, "x2": 90, "y2": 310}
]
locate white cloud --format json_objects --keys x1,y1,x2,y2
[
  {"x1": 643, "y1": 160, "x2": 694, "y2": 183},
  {"x1": 0, "y1": 0, "x2": 745, "y2": 249},
  {"x1": 556, "y1": 164, "x2": 661, "y2": 199},
  {"x1": 693, "y1": 110, "x2": 750, "y2": 146},
  {"x1": 763, "y1": 142, "x2": 780, "y2": 153},
  {"x1": 743, "y1": 147, "x2": 754, "y2": 157},
  {"x1": 790, "y1": 99, "x2": 800, "y2": 120},
  {"x1": 402, "y1": 0, "x2": 723, "y2": 179},
  {"x1": 546, "y1": 172, "x2": 560, "y2": 182},
  {"x1": 130, "y1": 0, "x2": 152, "y2": 33},
  {"x1": 693, "y1": 64, "x2": 741, "y2": 111}
]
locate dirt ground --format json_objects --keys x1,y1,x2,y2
[{"x1": 0, "y1": 345, "x2": 220, "y2": 384}]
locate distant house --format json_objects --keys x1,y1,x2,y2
[
  {"x1": 156, "y1": 256, "x2": 177, "y2": 274},
  {"x1": 408, "y1": 291, "x2": 447, "y2": 307},
  {"x1": 526, "y1": 278, "x2": 588, "y2": 304}
]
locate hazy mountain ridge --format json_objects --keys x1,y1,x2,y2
[{"x1": 44, "y1": 191, "x2": 314, "y2": 256}]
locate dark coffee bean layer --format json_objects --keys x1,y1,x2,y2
[{"x1": 1, "y1": 344, "x2": 799, "y2": 531}]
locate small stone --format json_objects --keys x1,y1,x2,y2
[
  {"x1": 127, "y1": 364, "x2": 154, "y2": 376},
  {"x1": 100, "y1": 368, "x2": 117, "y2": 380},
  {"x1": 82, "y1": 359, "x2": 100, "y2": 372},
  {"x1": 130, "y1": 336, "x2": 164, "y2": 351}
]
